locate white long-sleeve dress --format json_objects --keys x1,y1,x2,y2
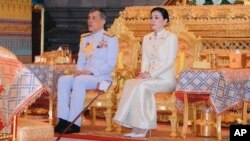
[{"x1": 113, "y1": 29, "x2": 178, "y2": 129}]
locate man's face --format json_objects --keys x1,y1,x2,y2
[{"x1": 87, "y1": 11, "x2": 105, "y2": 33}]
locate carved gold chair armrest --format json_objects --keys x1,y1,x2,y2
[
  {"x1": 115, "y1": 68, "x2": 136, "y2": 81},
  {"x1": 105, "y1": 68, "x2": 136, "y2": 113},
  {"x1": 112, "y1": 68, "x2": 138, "y2": 132},
  {"x1": 115, "y1": 68, "x2": 137, "y2": 96},
  {"x1": 110, "y1": 70, "x2": 120, "y2": 94}
]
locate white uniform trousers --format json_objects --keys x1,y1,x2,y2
[
  {"x1": 57, "y1": 75, "x2": 99, "y2": 126},
  {"x1": 113, "y1": 78, "x2": 176, "y2": 129}
]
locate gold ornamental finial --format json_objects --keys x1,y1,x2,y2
[{"x1": 33, "y1": 4, "x2": 44, "y2": 10}]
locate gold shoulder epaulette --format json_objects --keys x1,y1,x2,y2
[
  {"x1": 104, "y1": 32, "x2": 115, "y2": 37},
  {"x1": 81, "y1": 33, "x2": 91, "y2": 38}
]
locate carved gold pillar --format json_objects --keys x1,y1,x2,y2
[{"x1": 33, "y1": 4, "x2": 45, "y2": 56}]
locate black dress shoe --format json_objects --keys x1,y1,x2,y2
[
  {"x1": 54, "y1": 118, "x2": 70, "y2": 133},
  {"x1": 64, "y1": 124, "x2": 80, "y2": 134}
]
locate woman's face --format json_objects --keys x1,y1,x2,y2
[{"x1": 150, "y1": 11, "x2": 167, "y2": 32}]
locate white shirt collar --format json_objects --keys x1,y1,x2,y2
[
  {"x1": 91, "y1": 29, "x2": 105, "y2": 39},
  {"x1": 154, "y1": 29, "x2": 166, "y2": 37}
]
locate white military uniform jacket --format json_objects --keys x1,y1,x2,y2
[
  {"x1": 114, "y1": 29, "x2": 178, "y2": 129},
  {"x1": 57, "y1": 29, "x2": 119, "y2": 126},
  {"x1": 77, "y1": 29, "x2": 119, "y2": 81}
]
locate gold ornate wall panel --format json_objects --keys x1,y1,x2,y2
[
  {"x1": 117, "y1": 5, "x2": 250, "y2": 61},
  {"x1": 119, "y1": 5, "x2": 250, "y2": 37},
  {"x1": 0, "y1": 0, "x2": 32, "y2": 62},
  {"x1": 201, "y1": 39, "x2": 250, "y2": 52},
  {"x1": 0, "y1": 0, "x2": 31, "y2": 20}
]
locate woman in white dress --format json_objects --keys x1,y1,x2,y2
[{"x1": 113, "y1": 7, "x2": 178, "y2": 138}]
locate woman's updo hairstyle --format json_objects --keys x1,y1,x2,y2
[{"x1": 150, "y1": 7, "x2": 169, "y2": 22}]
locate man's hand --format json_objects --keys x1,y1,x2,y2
[
  {"x1": 74, "y1": 69, "x2": 93, "y2": 77},
  {"x1": 136, "y1": 72, "x2": 151, "y2": 79},
  {"x1": 97, "y1": 81, "x2": 112, "y2": 92}
]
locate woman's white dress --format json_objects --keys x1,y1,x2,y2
[{"x1": 113, "y1": 29, "x2": 178, "y2": 129}]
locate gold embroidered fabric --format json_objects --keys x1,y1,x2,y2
[{"x1": 81, "y1": 41, "x2": 95, "y2": 59}]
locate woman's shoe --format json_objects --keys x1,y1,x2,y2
[
  {"x1": 123, "y1": 132, "x2": 136, "y2": 137},
  {"x1": 130, "y1": 130, "x2": 151, "y2": 138}
]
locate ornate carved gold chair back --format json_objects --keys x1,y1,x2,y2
[
  {"x1": 117, "y1": 34, "x2": 140, "y2": 71},
  {"x1": 83, "y1": 17, "x2": 141, "y2": 132},
  {"x1": 174, "y1": 33, "x2": 196, "y2": 75},
  {"x1": 110, "y1": 18, "x2": 141, "y2": 132},
  {"x1": 115, "y1": 33, "x2": 140, "y2": 94},
  {"x1": 110, "y1": 17, "x2": 141, "y2": 72}
]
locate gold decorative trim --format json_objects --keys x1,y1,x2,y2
[
  {"x1": 0, "y1": 25, "x2": 31, "y2": 33},
  {"x1": 0, "y1": 0, "x2": 31, "y2": 20},
  {"x1": 119, "y1": 5, "x2": 250, "y2": 39}
]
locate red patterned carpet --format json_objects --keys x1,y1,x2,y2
[{"x1": 55, "y1": 133, "x2": 146, "y2": 141}]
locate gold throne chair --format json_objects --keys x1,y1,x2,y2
[
  {"x1": 82, "y1": 18, "x2": 141, "y2": 132},
  {"x1": 154, "y1": 28, "x2": 198, "y2": 137},
  {"x1": 109, "y1": 14, "x2": 198, "y2": 136}
]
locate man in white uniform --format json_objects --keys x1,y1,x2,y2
[{"x1": 54, "y1": 8, "x2": 119, "y2": 134}]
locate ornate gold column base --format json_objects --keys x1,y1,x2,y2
[
  {"x1": 216, "y1": 115, "x2": 222, "y2": 140},
  {"x1": 169, "y1": 110, "x2": 178, "y2": 137},
  {"x1": 104, "y1": 109, "x2": 115, "y2": 132}
]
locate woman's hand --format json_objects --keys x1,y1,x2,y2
[
  {"x1": 136, "y1": 72, "x2": 151, "y2": 79},
  {"x1": 74, "y1": 69, "x2": 93, "y2": 77}
]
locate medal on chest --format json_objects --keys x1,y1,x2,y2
[{"x1": 81, "y1": 41, "x2": 94, "y2": 59}]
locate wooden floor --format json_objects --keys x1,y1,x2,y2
[{"x1": 77, "y1": 115, "x2": 230, "y2": 141}]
